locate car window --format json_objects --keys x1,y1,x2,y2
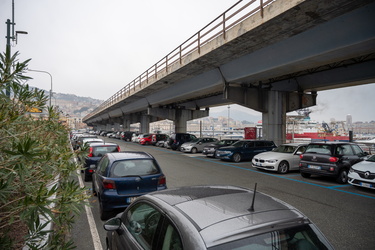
[
  {"x1": 97, "y1": 156, "x2": 110, "y2": 175},
  {"x1": 92, "y1": 146, "x2": 118, "y2": 157},
  {"x1": 161, "y1": 221, "x2": 183, "y2": 250},
  {"x1": 305, "y1": 144, "x2": 332, "y2": 154},
  {"x1": 255, "y1": 141, "x2": 265, "y2": 147},
  {"x1": 352, "y1": 144, "x2": 364, "y2": 156},
  {"x1": 209, "y1": 224, "x2": 330, "y2": 250},
  {"x1": 336, "y1": 145, "x2": 354, "y2": 155},
  {"x1": 124, "y1": 202, "x2": 162, "y2": 250},
  {"x1": 110, "y1": 159, "x2": 159, "y2": 177},
  {"x1": 274, "y1": 145, "x2": 297, "y2": 153}
]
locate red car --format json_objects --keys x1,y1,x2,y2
[{"x1": 139, "y1": 134, "x2": 154, "y2": 145}]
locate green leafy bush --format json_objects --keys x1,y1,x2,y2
[{"x1": 0, "y1": 47, "x2": 88, "y2": 249}]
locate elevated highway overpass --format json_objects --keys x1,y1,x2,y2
[{"x1": 83, "y1": 0, "x2": 375, "y2": 145}]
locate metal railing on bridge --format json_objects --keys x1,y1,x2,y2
[{"x1": 84, "y1": 0, "x2": 276, "y2": 121}]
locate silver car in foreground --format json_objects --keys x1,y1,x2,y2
[
  {"x1": 252, "y1": 143, "x2": 308, "y2": 174},
  {"x1": 103, "y1": 185, "x2": 333, "y2": 249}
]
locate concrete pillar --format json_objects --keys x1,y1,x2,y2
[
  {"x1": 140, "y1": 115, "x2": 150, "y2": 134},
  {"x1": 262, "y1": 91, "x2": 286, "y2": 146},
  {"x1": 123, "y1": 119, "x2": 131, "y2": 131}
]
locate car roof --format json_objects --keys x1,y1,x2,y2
[
  {"x1": 148, "y1": 185, "x2": 308, "y2": 248},
  {"x1": 309, "y1": 141, "x2": 354, "y2": 145},
  {"x1": 88, "y1": 142, "x2": 118, "y2": 147},
  {"x1": 106, "y1": 151, "x2": 153, "y2": 161},
  {"x1": 280, "y1": 143, "x2": 307, "y2": 146}
]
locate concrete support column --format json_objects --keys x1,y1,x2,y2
[
  {"x1": 140, "y1": 115, "x2": 150, "y2": 134},
  {"x1": 262, "y1": 91, "x2": 286, "y2": 146},
  {"x1": 105, "y1": 124, "x2": 112, "y2": 131},
  {"x1": 113, "y1": 123, "x2": 121, "y2": 131},
  {"x1": 123, "y1": 119, "x2": 131, "y2": 131}
]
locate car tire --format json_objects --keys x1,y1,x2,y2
[
  {"x1": 92, "y1": 182, "x2": 97, "y2": 196},
  {"x1": 191, "y1": 147, "x2": 197, "y2": 154},
  {"x1": 99, "y1": 198, "x2": 110, "y2": 220},
  {"x1": 301, "y1": 172, "x2": 311, "y2": 178},
  {"x1": 336, "y1": 169, "x2": 349, "y2": 184},
  {"x1": 277, "y1": 161, "x2": 289, "y2": 174},
  {"x1": 233, "y1": 153, "x2": 241, "y2": 163}
]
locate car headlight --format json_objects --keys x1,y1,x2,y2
[
  {"x1": 349, "y1": 167, "x2": 354, "y2": 173},
  {"x1": 220, "y1": 151, "x2": 232, "y2": 154},
  {"x1": 265, "y1": 159, "x2": 278, "y2": 163}
]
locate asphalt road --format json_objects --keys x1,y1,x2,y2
[{"x1": 71, "y1": 137, "x2": 375, "y2": 250}]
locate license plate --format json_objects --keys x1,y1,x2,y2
[
  {"x1": 360, "y1": 182, "x2": 372, "y2": 188},
  {"x1": 308, "y1": 165, "x2": 321, "y2": 170}
]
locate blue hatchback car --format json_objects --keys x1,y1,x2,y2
[{"x1": 92, "y1": 152, "x2": 167, "y2": 220}]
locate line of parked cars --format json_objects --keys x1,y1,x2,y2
[{"x1": 91, "y1": 130, "x2": 375, "y2": 188}]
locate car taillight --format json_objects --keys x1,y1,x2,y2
[
  {"x1": 116, "y1": 146, "x2": 120, "y2": 152},
  {"x1": 103, "y1": 179, "x2": 116, "y2": 189},
  {"x1": 88, "y1": 147, "x2": 93, "y2": 157},
  {"x1": 158, "y1": 175, "x2": 166, "y2": 186},
  {"x1": 329, "y1": 157, "x2": 338, "y2": 162},
  {"x1": 300, "y1": 154, "x2": 303, "y2": 159}
]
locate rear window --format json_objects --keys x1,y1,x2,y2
[
  {"x1": 110, "y1": 159, "x2": 160, "y2": 177},
  {"x1": 305, "y1": 144, "x2": 332, "y2": 155},
  {"x1": 92, "y1": 146, "x2": 119, "y2": 157}
]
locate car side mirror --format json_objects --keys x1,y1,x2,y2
[{"x1": 103, "y1": 217, "x2": 122, "y2": 231}]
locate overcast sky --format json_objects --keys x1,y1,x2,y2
[{"x1": 1, "y1": 0, "x2": 374, "y2": 123}]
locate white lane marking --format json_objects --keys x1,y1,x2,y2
[{"x1": 76, "y1": 163, "x2": 102, "y2": 250}]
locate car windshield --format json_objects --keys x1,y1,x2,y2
[
  {"x1": 366, "y1": 155, "x2": 375, "y2": 162},
  {"x1": 273, "y1": 145, "x2": 297, "y2": 153},
  {"x1": 209, "y1": 224, "x2": 331, "y2": 250},
  {"x1": 305, "y1": 144, "x2": 332, "y2": 155},
  {"x1": 110, "y1": 159, "x2": 159, "y2": 177}
]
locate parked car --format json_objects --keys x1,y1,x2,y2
[
  {"x1": 81, "y1": 138, "x2": 104, "y2": 146},
  {"x1": 155, "y1": 135, "x2": 169, "y2": 147},
  {"x1": 168, "y1": 133, "x2": 197, "y2": 150},
  {"x1": 92, "y1": 152, "x2": 167, "y2": 220},
  {"x1": 151, "y1": 133, "x2": 168, "y2": 146},
  {"x1": 139, "y1": 134, "x2": 153, "y2": 145},
  {"x1": 348, "y1": 154, "x2": 375, "y2": 189},
  {"x1": 103, "y1": 185, "x2": 333, "y2": 250},
  {"x1": 180, "y1": 137, "x2": 218, "y2": 153},
  {"x1": 120, "y1": 131, "x2": 134, "y2": 141},
  {"x1": 299, "y1": 142, "x2": 368, "y2": 183},
  {"x1": 202, "y1": 139, "x2": 239, "y2": 157},
  {"x1": 216, "y1": 140, "x2": 276, "y2": 162},
  {"x1": 252, "y1": 143, "x2": 308, "y2": 174},
  {"x1": 81, "y1": 143, "x2": 120, "y2": 181},
  {"x1": 73, "y1": 134, "x2": 98, "y2": 150}
]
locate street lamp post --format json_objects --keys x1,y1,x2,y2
[{"x1": 28, "y1": 69, "x2": 53, "y2": 107}]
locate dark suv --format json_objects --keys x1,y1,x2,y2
[
  {"x1": 215, "y1": 140, "x2": 276, "y2": 162},
  {"x1": 299, "y1": 142, "x2": 368, "y2": 183},
  {"x1": 168, "y1": 133, "x2": 197, "y2": 150}
]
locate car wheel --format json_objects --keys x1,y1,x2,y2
[
  {"x1": 336, "y1": 169, "x2": 349, "y2": 184},
  {"x1": 191, "y1": 147, "x2": 197, "y2": 154},
  {"x1": 99, "y1": 198, "x2": 110, "y2": 220},
  {"x1": 277, "y1": 161, "x2": 289, "y2": 174},
  {"x1": 233, "y1": 153, "x2": 241, "y2": 163},
  {"x1": 92, "y1": 182, "x2": 97, "y2": 196},
  {"x1": 301, "y1": 172, "x2": 311, "y2": 178}
]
